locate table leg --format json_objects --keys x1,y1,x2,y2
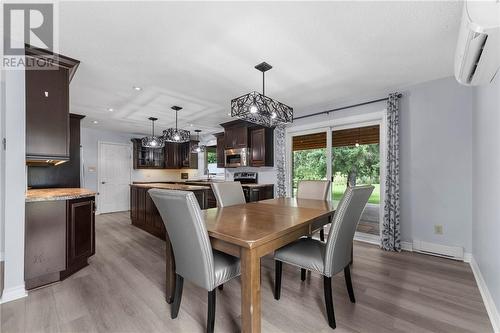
[
  {"x1": 241, "y1": 247, "x2": 261, "y2": 333},
  {"x1": 165, "y1": 232, "x2": 176, "y2": 304}
]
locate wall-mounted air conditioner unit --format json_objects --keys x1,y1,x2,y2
[{"x1": 454, "y1": 0, "x2": 500, "y2": 86}]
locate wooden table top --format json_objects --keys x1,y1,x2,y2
[{"x1": 203, "y1": 198, "x2": 335, "y2": 249}]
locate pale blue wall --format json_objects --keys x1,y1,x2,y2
[{"x1": 472, "y1": 75, "x2": 500, "y2": 314}]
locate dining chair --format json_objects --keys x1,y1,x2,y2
[
  {"x1": 149, "y1": 189, "x2": 241, "y2": 333},
  {"x1": 273, "y1": 185, "x2": 374, "y2": 329},
  {"x1": 297, "y1": 179, "x2": 331, "y2": 242},
  {"x1": 211, "y1": 181, "x2": 246, "y2": 207}
]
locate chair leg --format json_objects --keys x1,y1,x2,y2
[
  {"x1": 320, "y1": 228, "x2": 325, "y2": 241},
  {"x1": 207, "y1": 289, "x2": 216, "y2": 333},
  {"x1": 171, "y1": 274, "x2": 184, "y2": 319},
  {"x1": 349, "y1": 243, "x2": 354, "y2": 266},
  {"x1": 323, "y1": 276, "x2": 336, "y2": 329},
  {"x1": 301, "y1": 268, "x2": 306, "y2": 281},
  {"x1": 344, "y1": 266, "x2": 356, "y2": 303},
  {"x1": 274, "y1": 260, "x2": 282, "y2": 300},
  {"x1": 218, "y1": 284, "x2": 223, "y2": 291}
]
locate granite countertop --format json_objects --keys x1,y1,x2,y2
[
  {"x1": 130, "y1": 183, "x2": 211, "y2": 191},
  {"x1": 133, "y1": 180, "x2": 274, "y2": 188},
  {"x1": 26, "y1": 188, "x2": 97, "y2": 202}
]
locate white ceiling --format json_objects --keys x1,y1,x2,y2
[{"x1": 59, "y1": 1, "x2": 463, "y2": 137}]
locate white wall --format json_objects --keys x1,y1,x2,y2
[
  {"x1": 472, "y1": 76, "x2": 500, "y2": 324},
  {"x1": 0, "y1": 68, "x2": 27, "y2": 303},
  {"x1": 288, "y1": 76, "x2": 474, "y2": 253}
]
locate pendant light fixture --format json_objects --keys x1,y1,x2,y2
[
  {"x1": 163, "y1": 106, "x2": 191, "y2": 143},
  {"x1": 231, "y1": 62, "x2": 293, "y2": 127},
  {"x1": 191, "y1": 129, "x2": 206, "y2": 153},
  {"x1": 141, "y1": 117, "x2": 165, "y2": 148}
]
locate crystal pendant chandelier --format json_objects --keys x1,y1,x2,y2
[
  {"x1": 141, "y1": 117, "x2": 165, "y2": 148},
  {"x1": 191, "y1": 129, "x2": 206, "y2": 153},
  {"x1": 231, "y1": 62, "x2": 293, "y2": 127},
  {"x1": 163, "y1": 106, "x2": 191, "y2": 143}
]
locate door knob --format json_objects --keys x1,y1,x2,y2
[{"x1": 101, "y1": 181, "x2": 106, "y2": 184}]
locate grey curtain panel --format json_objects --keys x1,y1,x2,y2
[
  {"x1": 382, "y1": 93, "x2": 401, "y2": 252},
  {"x1": 275, "y1": 125, "x2": 286, "y2": 197}
]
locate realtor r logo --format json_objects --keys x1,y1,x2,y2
[{"x1": 3, "y1": 3, "x2": 53, "y2": 55}]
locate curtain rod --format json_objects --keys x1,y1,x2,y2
[{"x1": 293, "y1": 93, "x2": 402, "y2": 121}]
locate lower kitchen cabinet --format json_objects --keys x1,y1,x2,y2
[
  {"x1": 242, "y1": 185, "x2": 274, "y2": 203},
  {"x1": 62, "y1": 197, "x2": 95, "y2": 278},
  {"x1": 130, "y1": 185, "x2": 207, "y2": 240},
  {"x1": 25, "y1": 196, "x2": 95, "y2": 289}
]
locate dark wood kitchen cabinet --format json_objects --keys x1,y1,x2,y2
[
  {"x1": 62, "y1": 197, "x2": 95, "y2": 278},
  {"x1": 214, "y1": 132, "x2": 225, "y2": 168},
  {"x1": 242, "y1": 185, "x2": 275, "y2": 203},
  {"x1": 25, "y1": 196, "x2": 95, "y2": 289},
  {"x1": 25, "y1": 47, "x2": 80, "y2": 163},
  {"x1": 132, "y1": 139, "x2": 165, "y2": 169},
  {"x1": 164, "y1": 142, "x2": 180, "y2": 169},
  {"x1": 222, "y1": 122, "x2": 248, "y2": 149},
  {"x1": 179, "y1": 140, "x2": 199, "y2": 169},
  {"x1": 250, "y1": 127, "x2": 274, "y2": 167},
  {"x1": 130, "y1": 185, "x2": 207, "y2": 240}
]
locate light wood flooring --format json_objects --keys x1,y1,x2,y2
[{"x1": 0, "y1": 211, "x2": 492, "y2": 332}]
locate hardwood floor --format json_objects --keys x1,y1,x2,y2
[{"x1": 1, "y1": 211, "x2": 492, "y2": 333}]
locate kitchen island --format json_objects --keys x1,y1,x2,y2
[{"x1": 130, "y1": 183, "x2": 211, "y2": 240}]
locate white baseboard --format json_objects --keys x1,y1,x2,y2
[
  {"x1": 470, "y1": 256, "x2": 500, "y2": 333},
  {"x1": 354, "y1": 232, "x2": 380, "y2": 246},
  {"x1": 463, "y1": 252, "x2": 472, "y2": 263},
  {"x1": 0, "y1": 284, "x2": 27, "y2": 304},
  {"x1": 401, "y1": 241, "x2": 413, "y2": 252},
  {"x1": 413, "y1": 240, "x2": 464, "y2": 261}
]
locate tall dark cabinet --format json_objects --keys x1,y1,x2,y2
[{"x1": 25, "y1": 47, "x2": 80, "y2": 164}]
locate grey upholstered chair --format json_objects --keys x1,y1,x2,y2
[
  {"x1": 149, "y1": 189, "x2": 241, "y2": 333},
  {"x1": 274, "y1": 185, "x2": 374, "y2": 329},
  {"x1": 211, "y1": 181, "x2": 246, "y2": 207},
  {"x1": 297, "y1": 180, "x2": 331, "y2": 241}
]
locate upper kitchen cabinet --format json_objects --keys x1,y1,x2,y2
[
  {"x1": 132, "y1": 139, "x2": 165, "y2": 169},
  {"x1": 222, "y1": 120, "x2": 248, "y2": 149},
  {"x1": 179, "y1": 140, "x2": 199, "y2": 169},
  {"x1": 25, "y1": 46, "x2": 80, "y2": 164},
  {"x1": 250, "y1": 127, "x2": 274, "y2": 167}
]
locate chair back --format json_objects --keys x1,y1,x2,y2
[
  {"x1": 297, "y1": 180, "x2": 331, "y2": 200},
  {"x1": 149, "y1": 189, "x2": 215, "y2": 290},
  {"x1": 323, "y1": 185, "x2": 374, "y2": 276},
  {"x1": 211, "y1": 182, "x2": 246, "y2": 207}
]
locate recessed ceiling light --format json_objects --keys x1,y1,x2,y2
[
  {"x1": 92, "y1": 120, "x2": 99, "y2": 124},
  {"x1": 227, "y1": 112, "x2": 231, "y2": 116},
  {"x1": 133, "y1": 86, "x2": 142, "y2": 91},
  {"x1": 189, "y1": 123, "x2": 193, "y2": 127},
  {"x1": 107, "y1": 108, "x2": 114, "y2": 112}
]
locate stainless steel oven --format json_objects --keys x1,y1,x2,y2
[{"x1": 224, "y1": 148, "x2": 249, "y2": 168}]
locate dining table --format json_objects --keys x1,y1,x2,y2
[{"x1": 164, "y1": 197, "x2": 336, "y2": 333}]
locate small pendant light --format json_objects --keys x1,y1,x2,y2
[
  {"x1": 142, "y1": 117, "x2": 165, "y2": 148},
  {"x1": 163, "y1": 106, "x2": 191, "y2": 143},
  {"x1": 191, "y1": 129, "x2": 206, "y2": 153}
]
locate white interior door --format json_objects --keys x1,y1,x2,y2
[{"x1": 98, "y1": 142, "x2": 131, "y2": 214}]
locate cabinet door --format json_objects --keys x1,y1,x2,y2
[
  {"x1": 224, "y1": 128, "x2": 234, "y2": 149},
  {"x1": 234, "y1": 126, "x2": 248, "y2": 148},
  {"x1": 165, "y1": 142, "x2": 179, "y2": 169},
  {"x1": 26, "y1": 67, "x2": 69, "y2": 159},
  {"x1": 67, "y1": 197, "x2": 95, "y2": 267},
  {"x1": 130, "y1": 186, "x2": 138, "y2": 220},
  {"x1": 250, "y1": 128, "x2": 265, "y2": 167},
  {"x1": 216, "y1": 135, "x2": 225, "y2": 168}
]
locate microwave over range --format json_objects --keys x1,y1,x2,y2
[{"x1": 224, "y1": 148, "x2": 249, "y2": 168}]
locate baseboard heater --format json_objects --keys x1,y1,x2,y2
[{"x1": 412, "y1": 240, "x2": 464, "y2": 261}]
